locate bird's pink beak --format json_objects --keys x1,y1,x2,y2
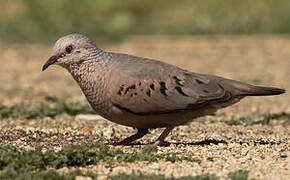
[{"x1": 42, "y1": 55, "x2": 59, "y2": 71}]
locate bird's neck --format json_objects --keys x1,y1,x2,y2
[
  {"x1": 68, "y1": 59, "x2": 112, "y2": 114},
  {"x1": 68, "y1": 60, "x2": 96, "y2": 82}
]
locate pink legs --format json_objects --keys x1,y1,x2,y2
[
  {"x1": 153, "y1": 126, "x2": 174, "y2": 146},
  {"x1": 110, "y1": 126, "x2": 174, "y2": 146},
  {"x1": 112, "y1": 128, "x2": 149, "y2": 145}
]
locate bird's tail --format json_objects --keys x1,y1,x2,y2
[
  {"x1": 227, "y1": 80, "x2": 286, "y2": 96},
  {"x1": 237, "y1": 85, "x2": 285, "y2": 96},
  {"x1": 215, "y1": 77, "x2": 286, "y2": 97},
  {"x1": 205, "y1": 74, "x2": 285, "y2": 97}
]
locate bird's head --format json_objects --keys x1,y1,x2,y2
[{"x1": 42, "y1": 33, "x2": 101, "y2": 71}]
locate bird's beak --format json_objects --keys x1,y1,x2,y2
[{"x1": 42, "y1": 55, "x2": 59, "y2": 71}]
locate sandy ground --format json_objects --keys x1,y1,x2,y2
[{"x1": 0, "y1": 35, "x2": 289, "y2": 179}]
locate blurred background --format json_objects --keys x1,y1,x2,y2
[
  {"x1": 0, "y1": 2, "x2": 289, "y2": 179},
  {"x1": 1, "y1": 0, "x2": 290, "y2": 44}
]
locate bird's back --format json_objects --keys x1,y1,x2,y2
[{"x1": 98, "y1": 52, "x2": 284, "y2": 128}]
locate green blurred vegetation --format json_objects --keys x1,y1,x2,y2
[
  {"x1": 110, "y1": 173, "x2": 219, "y2": 180},
  {"x1": 1, "y1": 0, "x2": 290, "y2": 44},
  {"x1": 0, "y1": 96, "x2": 95, "y2": 119},
  {"x1": 0, "y1": 144, "x2": 200, "y2": 179},
  {"x1": 228, "y1": 170, "x2": 250, "y2": 180},
  {"x1": 0, "y1": 143, "x2": 251, "y2": 179},
  {"x1": 224, "y1": 112, "x2": 290, "y2": 126}
]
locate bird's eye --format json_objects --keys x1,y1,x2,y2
[{"x1": 65, "y1": 45, "x2": 73, "y2": 54}]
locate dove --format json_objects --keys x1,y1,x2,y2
[{"x1": 42, "y1": 33, "x2": 285, "y2": 146}]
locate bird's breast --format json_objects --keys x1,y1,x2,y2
[{"x1": 70, "y1": 64, "x2": 113, "y2": 115}]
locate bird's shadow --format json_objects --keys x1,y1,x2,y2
[
  {"x1": 126, "y1": 139, "x2": 282, "y2": 147},
  {"x1": 128, "y1": 139, "x2": 228, "y2": 147},
  {"x1": 173, "y1": 139, "x2": 228, "y2": 146}
]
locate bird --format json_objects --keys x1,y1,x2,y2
[{"x1": 42, "y1": 33, "x2": 285, "y2": 146}]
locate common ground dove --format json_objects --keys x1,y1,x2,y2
[{"x1": 42, "y1": 34, "x2": 285, "y2": 146}]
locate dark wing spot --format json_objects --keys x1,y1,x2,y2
[
  {"x1": 117, "y1": 86, "x2": 124, "y2": 96},
  {"x1": 146, "y1": 89, "x2": 151, "y2": 97},
  {"x1": 159, "y1": 81, "x2": 168, "y2": 96},
  {"x1": 175, "y1": 86, "x2": 189, "y2": 97},
  {"x1": 124, "y1": 85, "x2": 136, "y2": 94},
  {"x1": 150, "y1": 84, "x2": 155, "y2": 90},
  {"x1": 139, "y1": 82, "x2": 142, "y2": 86},
  {"x1": 143, "y1": 98, "x2": 148, "y2": 102},
  {"x1": 196, "y1": 79, "x2": 205, "y2": 84},
  {"x1": 130, "y1": 93, "x2": 138, "y2": 97}
]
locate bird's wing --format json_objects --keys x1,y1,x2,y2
[{"x1": 108, "y1": 53, "x2": 232, "y2": 115}]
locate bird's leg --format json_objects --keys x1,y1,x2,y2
[
  {"x1": 153, "y1": 126, "x2": 174, "y2": 146},
  {"x1": 112, "y1": 128, "x2": 149, "y2": 146}
]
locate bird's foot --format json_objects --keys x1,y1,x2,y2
[
  {"x1": 107, "y1": 141, "x2": 170, "y2": 147},
  {"x1": 153, "y1": 140, "x2": 171, "y2": 146},
  {"x1": 106, "y1": 128, "x2": 149, "y2": 146},
  {"x1": 152, "y1": 127, "x2": 174, "y2": 146}
]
